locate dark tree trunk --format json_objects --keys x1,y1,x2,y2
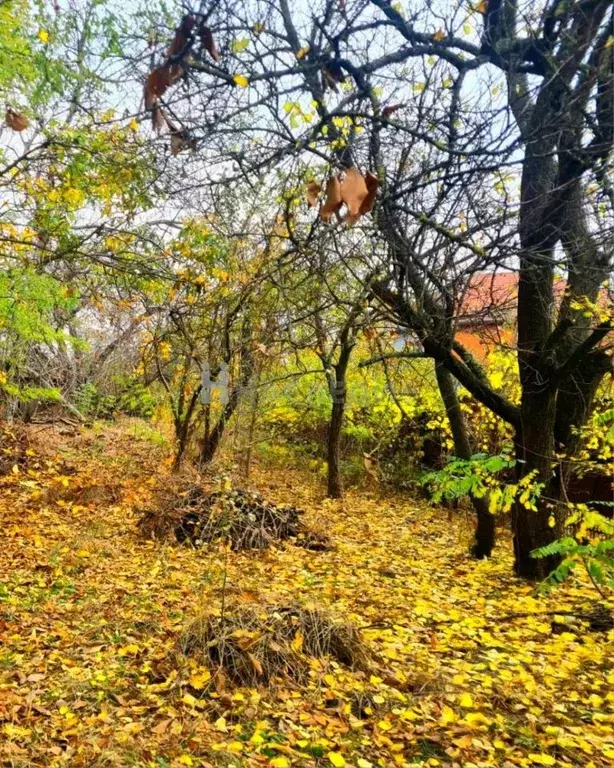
[
  {"x1": 200, "y1": 389, "x2": 240, "y2": 465},
  {"x1": 326, "y1": 342, "x2": 354, "y2": 499},
  {"x1": 435, "y1": 362, "x2": 495, "y2": 558},
  {"x1": 512, "y1": 393, "x2": 560, "y2": 580},
  {"x1": 327, "y1": 386, "x2": 345, "y2": 499},
  {"x1": 173, "y1": 424, "x2": 189, "y2": 470},
  {"x1": 172, "y1": 386, "x2": 201, "y2": 471}
]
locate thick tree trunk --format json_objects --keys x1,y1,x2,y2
[
  {"x1": 513, "y1": 383, "x2": 560, "y2": 579},
  {"x1": 435, "y1": 363, "x2": 495, "y2": 558}
]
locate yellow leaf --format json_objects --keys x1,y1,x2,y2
[
  {"x1": 118, "y1": 644, "x2": 139, "y2": 656},
  {"x1": 454, "y1": 735, "x2": 473, "y2": 749},
  {"x1": 459, "y1": 693, "x2": 473, "y2": 708},
  {"x1": 129, "y1": 118, "x2": 139, "y2": 131},
  {"x1": 377, "y1": 720, "x2": 392, "y2": 731},
  {"x1": 182, "y1": 693, "x2": 197, "y2": 707},
  {"x1": 296, "y1": 46, "x2": 310, "y2": 59},
  {"x1": 270, "y1": 758, "x2": 290, "y2": 768},
  {"x1": 37, "y1": 30, "x2": 49, "y2": 43},
  {"x1": 440, "y1": 705, "x2": 456, "y2": 724},
  {"x1": 227, "y1": 741, "x2": 244, "y2": 752},
  {"x1": 178, "y1": 757, "x2": 194, "y2": 766},
  {"x1": 233, "y1": 74, "x2": 249, "y2": 87},
  {"x1": 291, "y1": 630, "x2": 304, "y2": 651},
  {"x1": 189, "y1": 670, "x2": 211, "y2": 689},
  {"x1": 433, "y1": 29, "x2": 445, "y2": 41},
  {"x1": 465, "y1": 712, "x2": 490, "y2": 726},
  {"x1": 357, "y1": 760, "x2": 373, "y2": 768},
  {"x1": 328, "y1": 752, "x2": 346, "y2": 767},
  {"x1": 214, "y1": 716, "x2": 228, "y2": 732},
  {"x1": 528, "y1": 756, "x2": 556, "y2": 766}
]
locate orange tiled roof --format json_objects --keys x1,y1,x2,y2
[{"x1": 458, "y1": 272, "x2": 572, "y2": 324}]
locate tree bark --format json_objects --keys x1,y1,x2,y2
[
  {"x1": 435, "y1": 363, "x2": 495, "y2": 558},
  {"x1": 326, "y1": 342, "x2": 354, "y2": 499},
  {"x1": 327, "y1": 382, "x2": 346, "y2": 499}
]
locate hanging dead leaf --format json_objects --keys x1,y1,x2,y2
[
  {"x1": 359, "y1": 172, "x2": 379, "y2": 217},
  {"x1": 382, "y1": 103, "x2": 404, "y2": 118},
  {"x1": 321, "y1": 60, "x2": 345, "y2": 91},
  {"x1": 5, "y1": 108, "x2": 29, "y2": 131},
  {"x1": 320, "y1": 176, "x2": 343, "y2": 221},
  {"x1": 306, "y1": 181, "x2": 321, "y2": 207},
  {"x1": 152, "y1": 107, "x2": 168, "y2": 133},
  {"x1": 145, "y1": 66, "x2": 174, "y2": 110},
  {"x1": 340, "y1": 168, "x2": 368, "y2": 225},
  {"x1": 170, "y1": 130, "x2": 196, "y2": 155},
  {"x1": 199, "y1": 24, "x2": 220, "y2": 62},
  {"x1": 167, "y1": 14, "x2": 196, "y2": 59}
]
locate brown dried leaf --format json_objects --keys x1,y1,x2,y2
[
  {"x1": 200, "y1": 25, "x2": 220, "y2": 62},
  {"x1": 247, "y1": 652, "x2": 264, "y2": 677},
  {"x1": 359, "y1": 172, "x2": 379, "y2": 217},
  {"x1": 5, "y1": 109, "x2": 29, "y2": 132},
  {"x1": 306, "y1": 181, "x2": 321, "y2": 207},
  {"x1": 382, "y1": 103, "x2": 404, "y2": 118},
  {"x1": 151, "y1": 106, "x2": 168, "y2": 133},
  {"x1": 340, "y1": 168, "x2": 368, "y2": 224},
  {"x1": 167, "y1": 14, "x2": 196, "y2": 59},
  {"x1": 319, "y1": 176, "x2": 343, "y2": 221},
  {"x1": 144, "y1": 67, "x2": 173, "y2": 110}
]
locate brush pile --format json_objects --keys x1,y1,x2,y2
[
  {"x1": 139, "y1": 484, "x2": 333, "y2": 552},
  {"x1": 180, "y1": 603, "x2": 368, "y2": 686}
]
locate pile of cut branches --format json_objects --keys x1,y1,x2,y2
[
  {"x1": 180, "y1": 603, "x2": 369, "y2": 686},
  {"x1": 140, "y1": 485, "x2": 332, "y2": 551}
]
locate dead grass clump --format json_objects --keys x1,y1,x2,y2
[{"x1": 179, "y1": 603, "x2": 368, "y2": 687}]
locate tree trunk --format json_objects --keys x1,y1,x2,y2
[
  {"x1": 513, "y1": 383, "x2": 560, "y2": 579},
  {"x1": 241, "y1": 370, "x2": 261, "y2": 480},
  {"x1": 325, "y1": 343, "x2": 354, "y2": 499},
  {"x1": 435, "y1": 362, "x2": 495, "y2": 558},
  {"x1": 173, "y1": 423, "x2": 189, "y2": 470},
  {"x1": 327, "y1": 384, "x2": 345, "y2": 499},
  {"x1": 200, "y1": 395, "x2": 237, "y2": 464}
]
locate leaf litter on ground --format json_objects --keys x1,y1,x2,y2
[{"x1": 0, "y1": 420, "x2": 612, "y2": 768}]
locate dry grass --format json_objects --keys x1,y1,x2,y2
[{"x1": 179, "y1": 603, "x2": 369, "y2": 687}]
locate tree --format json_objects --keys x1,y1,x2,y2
[{"x1": 131, "y1": 0, "x2": 612, "y2": 578}]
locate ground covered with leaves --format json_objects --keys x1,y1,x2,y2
[{"x1": 1, "y1": 421, "x2": 613, "y2": 768}]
